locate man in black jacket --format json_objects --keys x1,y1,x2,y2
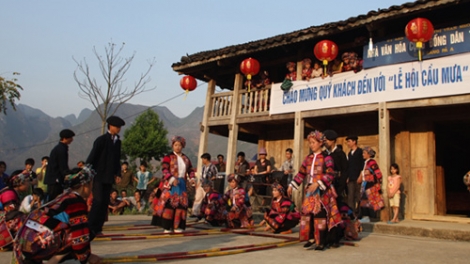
[
  {"x1": 86, "y1": 116, "x2": 125, "y2": 239},
  {"x1": 44, "y1": 129, "x2": 75, "y2": 201},
  {"x1": 345, "y1": 135, "x2": 365, "y2": 213},
  {"x1": 323, "y1": 130, "x2": 349, "y2": 202}
]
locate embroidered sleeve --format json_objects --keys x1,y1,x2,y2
[
  {"x1": 291, "y1": 155, "x2": 311, "y2": 189},
  {"x1": 66, "y1": 198, "x2": 91, "y2": 263},
  {"x1": 161, "y1": 155, "x2": 172, "y2": 180}
]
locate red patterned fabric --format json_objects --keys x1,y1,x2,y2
[
  {"x1": 14, "y1": 190, "x2": 91, "y2": 264},
  {"x1": 264, "y1": 197, "x2": 300, "y2": 232},
  {"x1": 293, "y1": 152, "x2": 342, "y2": 230},
  {"x1": 224, "y1": 187, "x2": 253, "y2": 228},
  {"x1": 0, "y1": 187, "x2": 20, "y2": 213},
  {"x1": 360, "y1": 159, "x2": 385, "y2": 211},
  {"x1": 200, "y1": 191, "x2": 225, "y2": 224}
]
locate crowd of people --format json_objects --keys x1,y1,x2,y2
[{"x1": 0, "y1": 112, "x2": 408, "y2": 262}]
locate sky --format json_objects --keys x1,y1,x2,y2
[{"x1": 1, "y1": 0, "x2": 408, "y2": 119}]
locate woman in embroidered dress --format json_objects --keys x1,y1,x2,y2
[
  {"x1": 261, "y1": 183, "x2": 300, "y2": 234},
  {"x1": 357, "y1": 146, "x2": 385, "y2": 222},
  {"x1": 224, "y1": 174, "x2": 254, "y2": 228},
  {"x1": 156, "y1": 136, "x2": 195, "y2": 233},
  {"x1": 14, "y1": 166, "x2": 102, "y2": 264},
  {"x1": 287, "y1": 130, "x2": 342, "y2": 250},
  {"x1": 198, "y1": 179, "x2": 226, "y2": 226}
]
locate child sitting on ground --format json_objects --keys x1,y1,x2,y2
[
  {"x1": 224, "y1": 174, "x2": 254, "y2": 228},
  {"x1": 260, "y1": 183, "x2": 300, "y2": 234},
  {"x1": 19, "y1": 187, "x2": 44, "y2": 213}
]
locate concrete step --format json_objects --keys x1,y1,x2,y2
[{"x1": 362, "y1": 219, "x2": 470, "y2": 242}]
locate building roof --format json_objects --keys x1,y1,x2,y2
[{"x1": 172, "y1": 0, "x2": 459, "y2": 71}]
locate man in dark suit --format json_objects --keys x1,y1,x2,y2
[
  {"x1": 86, "y1": 116, "x2": 125, "y2": 239},
  {"x1": 323, "y1": 130, "x2": 349, "y2": 201},
  {"x1": 345, "y1": 135, "x2": 365, "y2": 213},
  {"x1": 44, "y1": 129, "x2": 75, "y2": 201}
]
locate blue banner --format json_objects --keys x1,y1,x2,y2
[{"x1": 363, "y1": 23, "x2": 470, "y2": 69}]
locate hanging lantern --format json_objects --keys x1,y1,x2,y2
[
  {"x1": 180, "y1": 75, "x2": 197, "y2": 99},
  {"x1": 313, "y1": 40, "x2": 339, "y2": 76},
  {"x1": 405, "y1": 18, "x2": 434, "y2": 61},
  {"x1": 240, "y1": 57, "x2": 260, "y2": 92}
]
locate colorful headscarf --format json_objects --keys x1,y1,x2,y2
[
  {"x1": 272, "y1": 183, "x2": 286, "y2": 197},
  {"x1": 307, "y1": 130, "x2": 325, "y2": 143},
  {"x1": 171, "y1": 136, "x2": 186, "y2": 148},
  {"x1": 64, "y1": 165, "x2": 96, "y2": 188},
  {"x1": 302, "y1": 58, "x2": 312, "y2": 65},
  {"x1": 9, "y1": 170, "x2": 30, "y2": 187},
  {"x1": 363, "y1": 146, "x2": 376, "y2": 158},
  {"x1": 227, "y1": 173, "x2": 240, "y2": 183}
]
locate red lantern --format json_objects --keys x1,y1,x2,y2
[
  {"x1": 180, "y1": 75, "x2": 197, "y2": 93},
  {"x1": 240, "y1": 58, "x2": 260, "y2": 92},
  {"x1": 405, "y1": 18, "x2": 434, "y2": 61},
  {"x1": 314, "y1": 40, "x2": 339, "y2": 76}
]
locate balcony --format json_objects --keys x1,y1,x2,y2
[{"x1": 210, "y1": 86, "x2": 271, "y2": 121}]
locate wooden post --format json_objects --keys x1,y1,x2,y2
[
  {"x1": 225, "y1": 74, "x2": 243, "y2": 182},
  {"x1": 196, "y1": 79, "x2": 216, "y2": 179},
  {"x1": 292, "y1": 111, "x2": 304, "y2": 210},
  {"x1": 378, "y1": 102, "x2": 391, "y2": 221}
]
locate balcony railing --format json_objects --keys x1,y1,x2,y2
[{"x1": 210, "y1": 86, "x2": 271, "y2": 119}]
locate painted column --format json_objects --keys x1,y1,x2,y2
[
  {"x1": 196, "y1": 79, "x2": 216, "y2": 179},
  {"x1": 292, "y1": 111, "x2": 304, "y2": 210},
  {"x1": 225, "y1": 74, "x2": 243, "y2": 186},
  {"x1": 378, "y1": 101, "x2": 391, "y2": 221}
]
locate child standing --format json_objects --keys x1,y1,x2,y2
[
  {"x1": 387, "y1": 163, "x2": 402, "y2": 223},
  {"x1": 134, "y1": 162, "x2": 155, "y2": 201}
]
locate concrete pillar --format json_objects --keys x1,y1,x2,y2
[
  {"x1": 378, "y1": 101, "x2": 390, "y2": 221},
  {"x1": 196, "y1": 79, "x2": 216, "y2": 179}
]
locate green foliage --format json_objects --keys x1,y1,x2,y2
[
  {"x1": 122, "y1": 109, "x2": 171, "y2": 163},
  {"x1": 0, "y1": 72, "x2": 22, "y2": 114}
]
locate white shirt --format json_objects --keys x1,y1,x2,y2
[{"x1": 175, "y1": 152, "x2": 186, "y2": 178}]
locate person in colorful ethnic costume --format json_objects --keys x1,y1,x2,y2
[
  {"x1": 14, "y1": 166, "x2": 102, "y2": 264},
  {"x1": 198, "y1": 179, "x2": 226, "y2": 226},
  {"x1": 357, "y1": 146, "x2": 385, "y2": 221},
  {"x1": 287, "y1": 131, "x2": 342, "y2": 250},
  {"x1": 156, "y1": 136, "x2": 195, "y2": 233},
  {"x1": 261, "y1": 183, "x2": 300, "y2": 234},
  {"x1": 0, "y1": 170, "x2": 31, "y2": 250},
  {"x1": 224, "y1": 174, "x2": 254, "y2": 228}
]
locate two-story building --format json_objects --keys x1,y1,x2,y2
[{"x1": 172, "y1": 0, "x2": 470, "y2": 221}]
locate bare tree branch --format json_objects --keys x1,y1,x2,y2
[{"x1": 73, "y1": 42, "x2": 156, "y2": 134}]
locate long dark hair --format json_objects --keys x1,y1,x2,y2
[{"x1": 390, "y1": 163, "x2": 400, "y2": 174}]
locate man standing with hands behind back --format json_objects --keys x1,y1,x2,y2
[
  {"x1": 346, "y1": 135, "x2": 365, "y2": 214},
  {"x1": 86, "y1": 116, "x2": 125, "y2": 240},
  {"x1": 45, "y1": 129, "x2": 75, "y2": 201}
]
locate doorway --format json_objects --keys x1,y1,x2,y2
[{"x1": 435, "y1": 122, "x2": 470, "y2": 215}]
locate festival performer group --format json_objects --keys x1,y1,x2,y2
[{"x1": 0, "y1": 118, "x2": 393, "y2": 262}]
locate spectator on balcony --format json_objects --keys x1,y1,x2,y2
[
  {"x1": 285, "y1": 62, "x2": 297, "y2": 81},
  {"x1": 311, "y1": 61, "x2": 323, "y2": 79},
  {"x1": 329, "y1": 58, "x2": 343, "y2": 76},
  {"x1": 301, "y1": 58, "x2": 313, "y2": 81}
]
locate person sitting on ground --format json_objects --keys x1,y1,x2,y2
[
  {"x1": 0, "y1": 170, "x2": 31, "y2": 250},
  {"x1": 19, "y1": 187, "x2": 44, "y2": 213},
  {"x1": 198, "y1": 179, "x2": 226, "y2": 226},
  {"x1": 108, "y1": 189, "x2": 127, "y2": 215},
  {"x1": 14, "y1": 166, "x2": 102, "y2": 264},
  {"x1": 223, "y1": 174, "x2": 254, "y2": 228},
  {"x1": 260, "y1": 183, "x2": 300, "y2": 234},
  {"x1": 123, "y1": 190, "x2": 146, "y2": 213}
]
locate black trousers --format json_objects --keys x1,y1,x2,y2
[
  {"x1": 88, "y1": 181, "x2": 112, "y2": 240},
  {"x1": 47, "y1": 183, "x2": 63, "y2": 202}
]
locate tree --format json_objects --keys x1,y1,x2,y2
[
  {"x1": 0, "y1": 72, "x2": 22, "y2": 115},
  {"x1": 74, "y1": 42, "x2": 156, "y2": 134},
  {"x1": 122, "y1": 109, "x2": 171, "y2": 166}
]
